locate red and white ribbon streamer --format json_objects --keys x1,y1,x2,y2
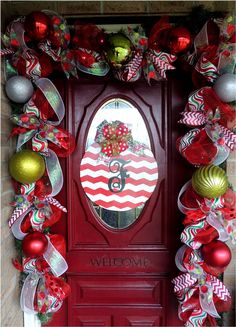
[
  {"x1": 45, "y1": 197, "x2": 67, "y2": 213},
  {"x1": 146, "y1": 50, "x2": 177, "y2": 79},
  {"x1": 126, "y1": 50, "x2": 143, "y2": 81},
  {"x1": 0, "y1": 48, "x2": 15, "y2": 56},
  {"x1": 195, "y1": 55, "x2": 218, "y2": 83}
]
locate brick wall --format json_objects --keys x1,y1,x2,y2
[
  {"x1": 1, "y1": 1, "x2": 235, "y2": 327},
  {"x1": 2, "y1": 1, "x2": 236, "y2": 18},
  {"x1": 1, "y1": 67, "x2": 23, "y2": 326}
]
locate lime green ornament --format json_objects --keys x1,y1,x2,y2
[
  {"x1": 9, "y1": 149, "x2": 45, "y2": 184},
  {"x1": 192, "y1": 165, "x2": 228, "y2": 198},
  {"x1": 106, "y1": 33, "x2": 132, "y2": 66}
]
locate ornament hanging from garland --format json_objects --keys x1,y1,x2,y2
[
  {"x1": 9, "y1": 149, "x2": 45, "y2": 184},
  {"x1": 191, "y1": 165, "x2": 228, "y2": 198},
  {"x1": 1, "y1": 7, "x2": 236, "y2": 327},
  {"x1": 80, "y1": 121, "x2": 158, "y2": 211},
  {"x1": 5, "y1": 75, "x2": 34, "y2": 103}
]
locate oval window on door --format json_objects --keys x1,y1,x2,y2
[{"x1": 84, "y1": 98, "x2": 153, "y2": 229}]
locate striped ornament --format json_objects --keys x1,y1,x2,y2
[{"x1": 80, "y1": 143, "x2": 158, "y2": 211}]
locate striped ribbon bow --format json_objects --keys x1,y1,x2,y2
[
  {"x1": 145, "y1": 49, "x2": 177, "y2": 79},
  {"x1": 179, "y1": 109, "x2": 236, "y2": 150},
  {"x1": 9, "y1": 191, "x2": 67, "y2": 230},
  {"x1": 172, "y1": 272, "x2": 230, "y2": 319}
]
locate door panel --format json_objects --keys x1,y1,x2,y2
[{"x1": 48, "y1": 74, "x2": 191, "y2": 326}]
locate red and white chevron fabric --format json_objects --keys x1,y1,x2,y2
[
  {"x1": 45, "y1": 197, "x2": 67, "y2": 213},
  {"x1": 172, "y1": 273, "x2": 197, "y2": 292},
  {"x1": 0, "y1": 48, "x2": 14, "y2": 56},
  {"x1": 218, "y1": 124, "x2": 236, "y2": 150},
  {"x1": 80, "y1": 143, "x2": 158, "y2": 211},
  {"x1": 126, "y1": 51, "x2": 143, "y2": 81},
  {"x1": 8, "y1": 205, "x2": 31, "y2": 228},
  {"x1": 209, "y1": 275, "x2": 231, "y2": 301},
  {"x1": 178, "y1": 112, "x2": 207, "y2": 126}
]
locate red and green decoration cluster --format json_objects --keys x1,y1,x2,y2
[{"x1": 1, "y1": 6, "x2": 236, "y2": 326}]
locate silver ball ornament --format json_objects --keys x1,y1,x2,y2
[
  {"x1": 213, "y1": 73, "x2": 236, "y2": 103},
  {"x1": 5, "y1": 76, "x2": 34, "y2": 103}
]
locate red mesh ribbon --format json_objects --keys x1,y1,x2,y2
[
  {"x1": 176, "y1": 129, "x2": 218, "y2": 166},
  {"x1": 44, "y1": 273, "x2": 70, "y2": 301}
]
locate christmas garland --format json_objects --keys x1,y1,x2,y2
[{"x1": 1, "y1": 6, "x2": 236, "y2": 326}]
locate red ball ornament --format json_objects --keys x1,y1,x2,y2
[
  {"x1": 201, "y1": 240, "x2": 231, "y2": 270},
  {"x1": 168, "y1": 27, "x2": 191, "y2": 54},
  {"x1": 22, "y1": 231, "x2": 48, "y2": 258},
  {"x1": 24, "y1": 11, "x2": 50, "y2": 41}
]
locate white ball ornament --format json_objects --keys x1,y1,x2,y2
[
  {"x1": 213, "y1": 73, "x2": 236, "y2": 103},
  {"x1": 5, "y1": 76, "x2": 34, "y2": 103}
]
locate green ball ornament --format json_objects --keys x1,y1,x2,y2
[
  {"x1": 9, "y1": 149, "x2": 45, "y2": 184},
  {"x1": 106, "y1": 33, "x2": 132, "y2": 66},
  {"x1": 192, "y1": 165, "x2": 228, "y2": 198}
]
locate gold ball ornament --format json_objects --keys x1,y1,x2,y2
[
  {"x1": 105, "y1": 33, "x2": 132, "y2": 66},
  {"x1": 9, "y1": 149, "x2": 45, "y2": 184},
  {"x1": 192, "y1": 165, "x2": 228, "y2": 198}
]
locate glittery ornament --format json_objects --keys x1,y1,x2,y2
[
  {"x1": 213, "y1": 73, "x2": 236, "y2": 103},
  {"x1": 105, "y1": 33, "x2": 132, "y2": 66},
  {"x1": 22, "y1": 231, "x2": 48, "y2": 258},
  {"x1": 9, "y1": 149, "x2": 45, "y2": 184},
  {"x1": 5, "y1": 76, "x2": 34, "y2": 103},
  {"x1": 24, "y1": 11, "x2": 50, "y2": 41},
  {"x1": 192, "y1": 165, "x2": 228, "y2": 198}
]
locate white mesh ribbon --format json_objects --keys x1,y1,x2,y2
[
  {"x1": 20, "y1": 273, "x2": 40, "y2": 314},
  {"x1": 11, "y1": 208, "x2": 30, "y2": 240},
  {"x1": 199, "y1": 284, "x2": 221, "y2": 319},
  {"x1": 43, "y1": 236, "x2": 68, "y2": 277},
  {"x1": 206, "y1": 212, "x2": 229, "y2": 242}
]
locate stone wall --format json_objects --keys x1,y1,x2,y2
[{"x1": 1, "y1": 1, "x2": 235, "y2": 327}]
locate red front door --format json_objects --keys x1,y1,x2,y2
[{"x1": 49, "y1": 74, "x2": 190, "y2": 326}]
